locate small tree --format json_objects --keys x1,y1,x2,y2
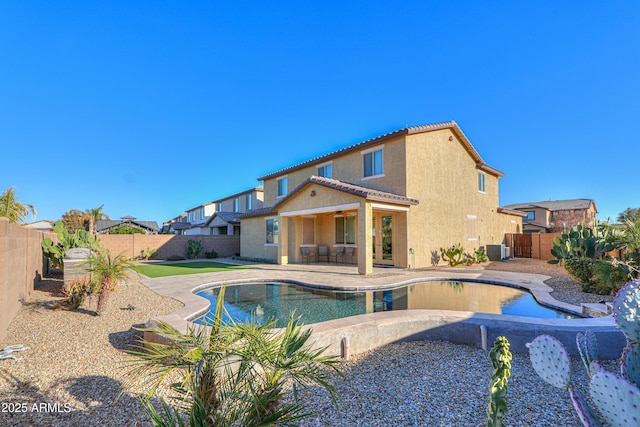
[{"x1": 84, "y1": 249, "x2": 133, "y2": 315}]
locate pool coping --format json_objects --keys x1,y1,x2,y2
[{"x1": 139, "y1": 262, "x2": 623, "y2": 358}]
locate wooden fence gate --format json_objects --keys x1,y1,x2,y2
[{"x1": 513, "y1": 234, "x2": 532, "y2": 258}]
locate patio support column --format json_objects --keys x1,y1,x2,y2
[
  {"x1": 278, "y1": 215, "x2": 289, "y2": 265},
  {"x1": 357, "y1": 201, "x2": 373, "y2": 275}
]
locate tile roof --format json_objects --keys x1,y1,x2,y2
[
  {"x1": 239, "y1": 176, "x2": 418, "y2": 218},
  {"x1": 96, "y1": 219, "x2": 160, "y2": 232},
  {"x1": 496, "y1": 207, "x2": 528, "y2": 217},
  {"x1": 503, "y1": 199, "x2": 596, "y2": 212},
  {"x1": 203, "y1": 211, "x2": 241, "y2": 226},
  {"x1": 257, "y1": 120, "x2": 504, "y2": 181}
]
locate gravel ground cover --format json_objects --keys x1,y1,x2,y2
[{"x1": 0, "y1": 259, "x2": 616, "y2": 426}]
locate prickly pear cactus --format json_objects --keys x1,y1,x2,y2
[
  {"x1": 621, "y1": 343, "x2": 640, "y2": 388},
  {"x1": 613, "y1": 278, "x2": 640, "y2": 342},
  {"x1": 569, "y1": 388, "x2": 603, "y2": 427},
  {"x1": 590, "y1": 372, "x2": 640, "y2": 427},
  {"x1": 527, "y1": 335, "x2": 572, "y2": 389},
  {"x1": 577, "y1": 330, "x2": 598, "y2": 374}
]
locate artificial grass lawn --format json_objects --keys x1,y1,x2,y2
[{"x1": 132, "y1": 261, "x2": 253, "y2": 278}]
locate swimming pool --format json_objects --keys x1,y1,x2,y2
[{"x1": 194, "y1": 280, "x2": 578, "y2": 327}]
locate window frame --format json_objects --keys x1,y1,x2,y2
[
  {"x1": 265, "y1": 217, "x2": 279, "y2": 245},
  {"x1": 467, "y1": 215, "x2": 477, "y2": 241},
  {"x1": 317, "y1": 162, "x2": 333, "y2": 178},
  {"x1": 478, "y1": 171, "x2": 486, "y2": 193},
  {"x1": 335, "y1": 215, "x2": 356, "y2": 245},
  {"x1": 361, "y1": 146, "x2": 384, "y2": 180},
  {"x1": 246, "y1": 194, "x2": 252, "y2": 210},
  {"x1": 525, "y1": 211, "x2": 535, "y2": 221},
  {"x1": 233, "y1": 198, "x2": 239, "y2": 212},
  {"x1": 277, "y1": 176, "x2": 288, "y2": 198}
]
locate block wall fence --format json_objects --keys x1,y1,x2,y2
[
  {"x1": 97, "y1": 234, "x2": 241, "y2": 260},
  {"x1": 0, "y1": 218, "x2": 54, "y2": 342}
]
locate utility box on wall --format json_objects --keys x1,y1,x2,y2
[{"x1": 486, "y1": 244, "x2": 506, "y2": 261}]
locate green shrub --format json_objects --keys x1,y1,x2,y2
[
  {"x1": 563, "y1": 257, "x2": 597, "y2": 290},
  {"x1": 204, "y1": 249, "x2": 218, "y2": 259},
  {"x1": 593, "y1": 260, "x2": 629, "y2": 295},
  {"x1": 187, "y1": 240, "x2": 202, "y2": 259}
]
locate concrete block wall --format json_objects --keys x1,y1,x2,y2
[
  {"x1": 97, "y1": 234, "x2": 241, "y2": 260},
  {"x1": 0, "y1": 218, "x2": 53, "y2": 341}
]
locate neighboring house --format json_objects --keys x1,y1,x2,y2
[
  {"x1": 502, "y1": 199, "x2": 598, "y2": 233},
  {"x1": 239, "y1": 121, "x2": 523, "y2": 275},
  {"x1": 163, "y1": 187, "x2": 264, "y2": 235},
  {"x1": 96, "y1": 216, "x2": 160, "y2": 234},
  {"x1": 24, "y1": 220, "x2": 55, "y2": 231}
]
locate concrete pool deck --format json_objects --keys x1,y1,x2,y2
[{"x1": 139, "y1": 259, "x2": 625, "y2": 358}]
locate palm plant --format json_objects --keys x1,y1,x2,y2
[
  {"x1": 0, "y1": 187, "x2": 36, "y2": 224},
  {"x1": 126, "y1": 287, "x2": 341, "y2": 426},
  {"x1": 84, "y1": 205, "x2": 110, "y2": 234},
  {"x1": 84, "y1": 248, "x2": 133, "y2": 315}
]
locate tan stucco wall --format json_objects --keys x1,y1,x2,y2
[
  {"x1": 262, "y1": 136, "x2": 409, "y2": 206},
  {"x1": 240, "y1": 217, "x2": 278, "y2": 261},
  {"x1": 403, "y1": 129, "x2": 520, "y2": 267}
]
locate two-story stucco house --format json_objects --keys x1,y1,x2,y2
[
  {"x1": 239, "y1": 121, "x2": 523, "y2": 274},
  {"x1": 163, "y1": 187, "x2": 264, "y2": 235},
  {"x1": 502, "y1": 199, "x2": 597, "y2": 233}
]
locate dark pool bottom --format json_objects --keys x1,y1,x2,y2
[{"x1": 194, "y1": 280, "x2": 579, "y2": 327}]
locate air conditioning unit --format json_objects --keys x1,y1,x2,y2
[
  {"x1": 487, "y1": 244, "x2": 506, "y2": 261},
  {"x1": 504, "y1": 247, "x2": 511, "y2": 259}
]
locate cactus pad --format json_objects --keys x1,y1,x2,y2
[
  {"x1": 577, "y1": 330, "x2": 599, "y2": 374},
  {"x1": 590, "y1": 371, "x2": 640, "y2": 427},
  {"x1": 613, "y1": 279, "x2": 640, "y2": 342},
  {"x1": 621, "y1": 343, "x2": 640, "y2": 389},
  {"x1": 527, "y1": 335, "x2": 571, "y2": 389},
  {"x1": 569, "y1": 388, "x2": 603, "y2": 427}
]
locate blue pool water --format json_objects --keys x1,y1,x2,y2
[{"x1": 195, "y1": 281, "x2": 577, "y2": 327}]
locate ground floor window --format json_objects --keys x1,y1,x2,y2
[
  {"x1": 302, "y1": 217, "x2": 315, "y2": 245},
  {"x1": 467, "y1": 215, "x2": 477, "y2": 241},
  {"x1": 266, "y1": 218, "x2": 279, "y2": 244},
  {"x1": 335, "y1": 216, "x2": 356, "y2": 244}
]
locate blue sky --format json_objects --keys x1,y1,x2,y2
[{"x1": 1, "y1": 1, "x2": 638, "y2": 225}]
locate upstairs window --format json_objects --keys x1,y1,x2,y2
[
  {"x1": 246, "y1": 194, "x2": 252, "y2": 210},
  {"x1": 525, "y1": 211, "x2": 535, "y2": 221},
  {"x1": 216, "y1": 202, "x2": 222, "y2": 212},
  {"x1": 277, "y1": 177, "x2": 288, "y2": 197},
  {"x1": 233, "y1": 198, "x2": 239, "y2": 212},
  {"x1": 478, "y1": 172, "x2": 486, "y2": 193},
  {"x1": 363, "y1": 148, "x2": 383, "y2": 178},
  {"x1": 318, "y1": 163, "x2": 332, "y2": 178}
]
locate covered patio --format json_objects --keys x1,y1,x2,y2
[{"x1": 272, "y1": 176, "x2": 419, "y2": 275}]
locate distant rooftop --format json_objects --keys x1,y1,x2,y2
[{"x1": 503, "y1": 199, "x2": 596, "y2": 212}]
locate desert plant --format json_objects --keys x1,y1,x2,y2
[
  {"x1": 186, "y1": 240, "x2": 202, "y2": 259},
  {"x1": 563, "y1": 257, "x2": 598, "y2": 290},
  {"x1": 204, "y1": 249, "x2": 218, "y2": 259},
  {"x1": 60, "y1": 277, "x2": 93, "y2": 310},
  {"x1": 487, "y1": 336, "x2": 512, "y2": 427},
  {"x1": 440, "y1": 243, "x2": 467, "y2": 266},
  {"x1": 474, "y1": 247, "x2": 489, "y2": 263},
  {"x1": 41, "y1": 220, "x2": 100, "y2": 270},
  {"x1": 126, "y1": 286, "x2": 342, "y2": 426},
  {"x1": 548, "y1": 223, "x2": 615, "y2": 265},
  {"x1": 592, "y1": 260, "x2": 629, "y2": 295},
  {"x1": 140, "y1": 247, "x2": 157, "y2": 261},
  {"x1": 83, "y1": 248, "x2": 133, "y2": 315},
  {"x1": 0, "y1": 186, "x2": 36, "y2": 224},
  {"x1": 527, "y1": 278, "x2": 640, "y2": 426}
]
